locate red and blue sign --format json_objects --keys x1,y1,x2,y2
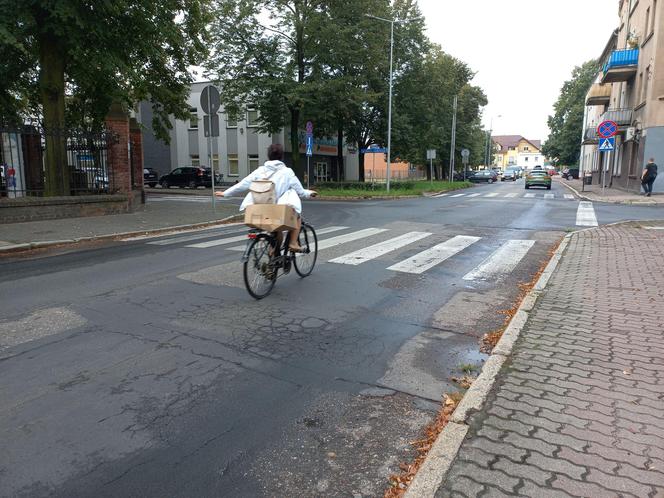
[{"x1": 597, "y1": 120, "x2": 618, "y2": 138}]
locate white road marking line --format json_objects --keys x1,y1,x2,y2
[
  {"x1": 387, "y1": 235, "x2": 481, "y2": 274},
  {"x1": 225, "y1": 226, "x2": 351, "y2": 251},
  {"x1": 317, "y1": 228, "x2": 389, "y2": 250},
  {"x1": 544, "y1": 193, "x2": 554, "y2": 199},
  {"x1": 462, "y1": 240, "x2": 536, "y2": 281},
  {"x1": 187, "y1": 234, "x2": 255, "y2": 249},
  {"x1": 123, "y1": 223, "x2": 243, "y2": 242},
  {"x1": 564, "y1": 194, "x2": 575, "y2": 200},
  {"x1": 329, "y1": 232, "x2": 432, "y2": 266},
  {"x1": 644, "y1": 226, "x2": 664, "y2": 230},
  {"x1": 524, "y1": 193, "x2": 536, "y2": 198},
  {"x1": 450, "y1": 193, "x2": 466, "y2": 198},
  {"x1": 433, "y1": 193, "x2": 450, "y2": 198},
  {"x1": 466, "y1": 193, "x2": 481, "y2": 197},
  {"x1": 148, "y1": 228, "x2": 247, "y2": 245},
  {"x1": 576, "y1": 201, "x2": 598, "y2": 227},
  {"x1": 504, "y1": 193, "x2": 519, "y2": 198},
  {"x1": 484, "y1": 193, "x2": 500, "y2": 198}
]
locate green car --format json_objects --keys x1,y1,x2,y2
[{"x1": 525, "y1": 170, "x2": 552, "y2": 190}]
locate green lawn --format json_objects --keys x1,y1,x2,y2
[{"x1": 316, "y1": 181, "x2": 472, "y2": 198}]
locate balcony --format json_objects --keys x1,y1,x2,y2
[
  {"x1": 601, "y1": 48, "x2": 639, "y2": 83},
  {"x1": 582, "y1": 127, "x2": 599, "y2": 144},
  {"x1": 600, "y1": 108, "x2": 633, "y2": 127},
  {"x1": 585, "y1": 83, "x2": 612, "y2": 106}
]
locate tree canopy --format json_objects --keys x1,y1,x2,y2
[
  {"x1": 0, "y1": 0, "x2": 210, "y2": 194},
  {"x1": 543, "y1": 59, "x2": 598, "y2": 166}
]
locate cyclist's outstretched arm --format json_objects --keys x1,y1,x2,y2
[
  {"x1": 218, "y1": 171, "x2": 257, "y2": 197},
  {"x1": 289, "y1": 171, "x2": 316, "y2": 198}
]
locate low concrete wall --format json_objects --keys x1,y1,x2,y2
[{"x1": 0, "y1": 194, "x2": 134, "y2": 223}]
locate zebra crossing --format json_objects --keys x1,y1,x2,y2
[
  {"x1": 139, "y1": 224, "x2": 540, "y2": 282},
  {"x1": 432, "y1": 191, "x2": 575, "y2": 200}
]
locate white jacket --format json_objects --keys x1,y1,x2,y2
[{"x1": 223, "y1": 160, "x2": 313, "y2": 214}]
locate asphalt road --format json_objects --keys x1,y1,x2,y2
[{"x1": 1, "y1": 178, "x2": 663, "y2": 497}]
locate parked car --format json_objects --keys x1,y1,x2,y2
[
  {"x1": 525, "y1": 170, "x2": 552, "y2": 190},
  {"x1": 144, "y1": 167, "x2": 159, "y2": 188},
  {"x1": 561, "y1": 168, "x2": 580, "y2": 180},
  {"x1": 453, "y1": 170, "x2": 474, "y2": 181},
  {"x1": 469, "y1": 170, "x2": 498, "y2": 184},
  {"x1": 547, "y1": 168, "x2": 558, "y2": 176},
  {"x1": 501, "y1": 168, "x2": 519, "y2": 181},
  {"x1": 159, "y1": 167, "x2": 213, "y2": 189}
]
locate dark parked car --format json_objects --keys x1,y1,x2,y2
[
  {"x1": 469, "y1": 170, "x2": 498, "y2": 184},
  {"x1": 159, "y1": 167, "x2": 213, "y2": 189},
  {"x1": 144, "y1": 167, "x2": 158, "y2": 188},
  {"x1": 562, "y1": 168, "x2": 580, "y2": 180}
]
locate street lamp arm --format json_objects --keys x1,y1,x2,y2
[{"x1": 365, "y1": 14, "x2": 392, "y2": 23}]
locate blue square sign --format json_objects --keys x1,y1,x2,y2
[{"x1": 599, "y1": 137, "x2": 615, "y2": 152}]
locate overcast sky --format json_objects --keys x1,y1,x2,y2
[{"x1": 418, "y1": 0, "x2": 619, "y2": 141}]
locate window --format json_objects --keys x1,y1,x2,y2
[
  {"x1": 523, "y1": 146, "x2": 529, "y2": 151},
  {"x1": 212, "y1": 154, "x2": 220, "y2": 170},
  {"x1": 248, "y1": 155, "x2": 260, "y2": 172},
  {"x1": 189, "y1": 108, "x2": 198, "y2": 129},
  {"x1": 228, "y1": 154, "x2": 239, "y2": 176},
  {"x1": 226, "y1": 114, "x2": 237, "y2": 128},
  {"x1": 525, "y1": 157, "x2": 529, "y2": 162},
  {"x1": 645, "y1": 7, "x2": 651, "y2": 39},
  {"x1": 190, "y1": 154, "x2": 200, "y2": 167},
  {"x1": 508, "y1": 146, "x2": 515, "y2": 151},
  {"x1": 638, "y1": 72, "x2": 644, "y2": 103},
  {"x1": 643, "y1": 65, "x2": 651, "y2": 102},
  {"x1": 247, "y1": 105, "x2": 259, "y2": 127},
  {"x1": 653, "y1": 0, "x2": 658, "y2": 35}
]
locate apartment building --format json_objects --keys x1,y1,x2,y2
[
  {"x1": 580, "y1": 0, "x2": 663, "y2": 193},
  {"x1": 139, "y1": 81, "x2": 359, "y2": 183},
  {"x1": 492, "y1": 135, "x2": 544, "y2": 170}
]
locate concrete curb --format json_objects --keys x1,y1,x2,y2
[
  {"x1": 0, "y1": 214, "x2": 244, "y2": 255},
  {"x1": 404, "y1": 234, "x2": 573, "y2": 498},
  {"x1": 558, "y1": 179, "x2": 662, "y2": 205}
]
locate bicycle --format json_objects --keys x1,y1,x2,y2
[{"x1": 242, "y1": 220, "x2": 318, "y2": 299}]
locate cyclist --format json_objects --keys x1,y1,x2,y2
[{"x1": 217, "y1": 144, "x2": 317, "y2": 252}]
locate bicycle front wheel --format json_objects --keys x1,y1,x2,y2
[
  {"x1": 243, "y1": 234, "x2": 277, "y2": 299},
  {"x1": 293, "y1": 223, "x2": 318, "y2": 277}
]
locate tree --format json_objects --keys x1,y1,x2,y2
[
  {"x1": 0, "y1": 0, "x2": 210, "y2": 195},
  {"x1": 207, "y1": 0, "x2": 327, "y2": 179},
  {"x1": 543, "y1": 59, "x2": 597, "y2": 166}
]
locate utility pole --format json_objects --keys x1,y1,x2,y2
[{"x1": 449, "y1": 95, "x2": 458, "y2": 181}]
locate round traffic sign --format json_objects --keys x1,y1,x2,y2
[
  {"x1": 200, "y1": 85, "x2": 221, "y2": 115},
  {"x1": 461, "y1": 148, "x2": 470, "y2": 158},
  {"x1": 597, "y1": 120, "x2": 618, "y2": 138}
]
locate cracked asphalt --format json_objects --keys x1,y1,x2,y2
[{"x1": 1, "y1": 180, "x2": 663, "y2": 497}]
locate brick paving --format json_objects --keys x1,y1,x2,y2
[
  {"x1": 560, "y1": 178, "x2": 664, "y2": 205},
  {"x1": 437, "y1": 224, "x2": 664, "y2": 497}
]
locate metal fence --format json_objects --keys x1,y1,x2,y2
[
  {"x1": 364, "y1": 168, "x2": 426, "y2": 181},
  {"x1": 0, "y1": 126, "x2": 118, "y2": 198}
]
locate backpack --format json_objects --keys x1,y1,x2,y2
[{"x1": 250, "y1": 169, "x2": 278, "y2": 204}]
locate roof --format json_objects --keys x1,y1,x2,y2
[{"x1": 492, "y1": 135, "x2": 542, "y2": 152}]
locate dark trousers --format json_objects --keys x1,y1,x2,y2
[{"x1": 643, "y1": 177, "x2": 656, "y2": 194}]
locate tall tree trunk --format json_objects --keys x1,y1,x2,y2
[
  {"x1": 39, "y1": 31, "x2": 68, "y2": 196},
  {"x1": 289, "y1": 107, "x2": 303, "y2": 179},
  {"x1": 337, "y1": 125, "x2": 344, "y2": 181}
]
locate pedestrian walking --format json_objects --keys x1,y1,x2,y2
[{"x1": 642, "y1": 158, "x2": 658, "y2": 196}]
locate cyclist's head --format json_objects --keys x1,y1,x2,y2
[{"x1": 268, "y1": 144, "x2": 284, "y2": 161}]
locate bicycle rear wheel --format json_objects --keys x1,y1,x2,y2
[
  {"x1": 293, "y1": 223, "x2": 318, "y2": 277},
  {"x1": 243, "y1": 234, "x2": 277, "y2": 299}
]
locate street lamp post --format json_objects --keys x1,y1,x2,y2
[
  {"x1": 484, "y1": 115, "x2": 502, "y2": 168},
  {"x1": 366, "y1": 14, "x2": 422, "y2": 192}
]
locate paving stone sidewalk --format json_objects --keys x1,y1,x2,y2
[
  {"x1": 559, "y1": 177, "x2": 664, "y2": 205},
  {"x1": 437, "y1": 224, "x2": 664, "y2": 497}
]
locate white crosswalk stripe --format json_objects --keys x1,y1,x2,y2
[
  {"x1": 187, "y1": 234, "x2": 255, "y2": 249},
  {"x1": 484, "y1": 193, "x2": 499, "y2": 198},
  {"x1": 433, "y1": 193, "x2": 450, "y2": 198},
  {"x1": 576, "y1": 201, "x2": 598, "y2": 226},
  {"x1": 329, "y1": 232, "x2": 432, "y2": 266},
  {"x1": 463, "y1": 240, "x2": 535, "y2": 281},
  {"x1": 223, "y1": 226, "x2": 350, "y2": 251},
  {"x1": 544, "y1": 193, "x2": 554, "y2": 199},
  {"x1": 524, "y1": 193, "x2": 536, "y2": 198},
  {"x1": 466, "y1": 193, "x2": 481, "y2": 197},
  {"x1": 148, "y1": 228, "x2": 245, "y2": 245},
  {"x1": 504, "y1": 193, "x2": 519, "y2": 198},
  {"x1": 387, "y1": 235, "x2": 481, "y2": 274},
  {"x1": 564, "y1": 194, "x2": 575, "y2": 199},
  {"x1": 317, "y1": 228, "x2": 389, "y2": 250},
  {"x1": 450, "y1": 193, "x2": 466, "y2": 198}
]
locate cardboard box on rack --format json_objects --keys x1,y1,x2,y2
[{"x1": 244, "y1": 204, "x2": 298, "y2": 232}]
